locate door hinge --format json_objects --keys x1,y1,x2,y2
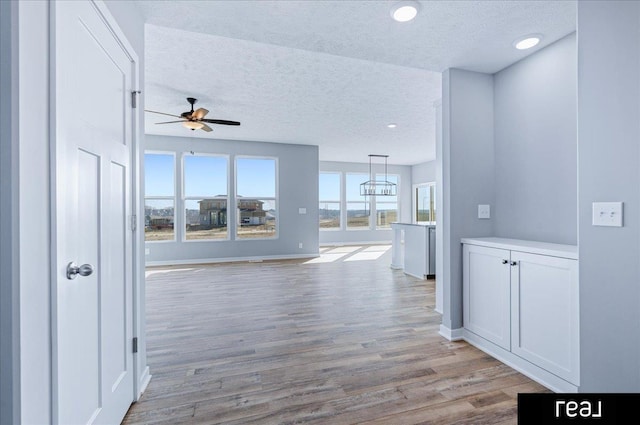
[
  {"x1": 131, "y1": 90, "x2": 141, "y2": 108},
  {"x1": 131, "y1": 214, "x2": 137, "y2": 232},
  {"x1": 133, "y1": 337, "x2": 138, "y2": 354}
]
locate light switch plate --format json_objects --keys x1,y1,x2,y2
[
  {"x1": 478, "y1": 204, "x2": 491, "y2": 219},
  {"x1": 298, "y1": 207, "x2": 307, "y2": 214},
  {"x1": 592, "y1": 202, "x2": 623, "y2": 227}
]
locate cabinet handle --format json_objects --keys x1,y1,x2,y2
[
  {"x1": 502, "y1": 259, "x2": 508, "y2": 264},
  {"x1": 510, "y1": 261, "x2": 518, "y2": 266}
]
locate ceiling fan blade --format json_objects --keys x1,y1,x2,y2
[
  {"x1": 201, "y1": 119, "x2": 241, "y2": 126},
  {"x1": 154, "y1": 120, "x2": 185, "y2": 124},
  {"x1": 200, "y1": 123, "x2": 213, "y2": 132},
  {"x1": 193, "y1": 108, "x2": 209, "y2": 120},
  {"x1": 144, "y1": 110, "x2": 182, "y2": 118}
]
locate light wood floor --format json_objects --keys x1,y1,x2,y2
[{"x1": 123, "y1": 245, "x2": 549, "y2": 425}]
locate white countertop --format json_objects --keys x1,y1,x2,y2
[{"x1": 461, "y1": 237, "x2": 578, "y2": 260}]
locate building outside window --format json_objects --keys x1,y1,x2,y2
[
  {"x1": 183, "y1": 154, "x2": 228, "y2": 241},
  {"x1": 236, "y1": 157, "x2": 277, "y2": 239},
  {"x1": 319, "y1": 172, "x2": 341, "y2": 230},
  {"x1": 144, "y1": 152, "x2": 175, "y2": 242}
]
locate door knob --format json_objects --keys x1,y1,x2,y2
[
  {"x1": 66, "y1": 262, "x2": 94, "y2": 280},
  {"x1": 510, "y1": 261, "x2": 518, "y2": 266},
  {"x1": 501, "y1": 259, "x2": 508, "y2": 264}
]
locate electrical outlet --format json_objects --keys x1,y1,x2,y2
[
  {"x1": 299, "y1": 242, "x2": 303, "y2": 249},
  {"x1": 478, "y1": 204, "x2": 491, "y2": 219},
  {"x1": 298, "y1": 207, "x2": 307, "y2": 214}
]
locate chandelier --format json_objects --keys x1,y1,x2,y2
[{"x1": 360, "y1": 154, "x2": 397, "y2": 197}]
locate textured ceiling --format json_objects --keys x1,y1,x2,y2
[{"x1": 136, "y1": 0, "x2": 576, "y2": 165}]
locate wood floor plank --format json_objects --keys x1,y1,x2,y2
[{"x1": 123, "y1": 245, "x2": 550, "y2": 425}]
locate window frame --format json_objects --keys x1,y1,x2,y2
[
  {"x1": 374, "y1": 173, "x2": 400, "y2": 229},
  {"x1": 144, "y1": 151, "x2": 177, "y2": 243},
  {"x1": 182, "y1": 153, "x2": 230, "y2": 243},
  {"x1": 413, "y1": 181, "x2": 436, "y2": 224},
  {"x1": 319, "y1": 171, "x2": 342, "y2": 231},
  {"x1": 234, "y1": 155, "x2": 279, "y2": 240},
  {"x1": 345, "y1": 172, "x2": 372, "y2": 231}
]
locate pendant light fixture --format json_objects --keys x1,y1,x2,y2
[{"x1": 360, "y1": 154, "x2": 397, "y2": 197}]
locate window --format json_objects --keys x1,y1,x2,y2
[
  {"x1": 415, "y1": 182, "x2": 436, "y2": 224},
  {"x1": 236, "y1": 157, "x2": 277, "y2": 239},
  {"x1": 144, "y1": 153, "x2": 175, "y2": 241},
  {"x1": 319, "y1": 172, "x2": 341, "y2": 230},
  {"x1": 376, "y1": 174, "x2": 398, "y2": 228},
  {"x1": 346, "y1": 173, "x2": 370, "y2": 229},
  {"x1": 183, "y1": 154, "x2": 228, "y2": 241}
]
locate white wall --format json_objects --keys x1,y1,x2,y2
[
  {"x1": 411, "y1": 160, "x2": 436, "y2": 185},
  {"x1": 102, "y1": 0, "x2": 149, "y2": 399},
  {"x1": 494, "y1": 33, "x2": 577, "y2": 245},
  {"x1": 145, "y1": 135, "x2": 319, "y2": 264},
  {"x1": 319, "y1": 160, "x2": 412, "y2": 245},
  {"x1": 577, "y1": 0, "x2": 640, "y2": 392},
  {"x1": 440, "y1": 69, "x2": 495, "y2": 333},
  {"x1": 3, "y1": 1, "x2": 147, "y2": 423}
]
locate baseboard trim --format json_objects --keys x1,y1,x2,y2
[
  {"x1": 137, "y1": 366, "x2": 151, "y2": 400},
  {"x1": 439, "y1": 325, "x2": 464, "y2": 341},
  {"x1": 462, "y1": 329, "x2": 579, "y2": 393},
  {"x1": 146, "y1": 253, "x2": 318, "y2": 267}
]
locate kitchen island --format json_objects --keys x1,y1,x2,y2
[{"x1": 390, "y1": 222, "x2": 435, "y2": 280}]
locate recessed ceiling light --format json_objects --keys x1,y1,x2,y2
[
  {"x1": 387, "y1": 123, "x2": 397, "y2": 128},
  {"x1": 513, "y1": 34, "x2": 542, "y2": 50},
  {"x1": 390, "y1": 1, "x2": 420, "y2": 22}
]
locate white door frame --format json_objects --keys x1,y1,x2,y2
[{"x1": 48, "y1": 0, "x2": 143, "y2": 417}]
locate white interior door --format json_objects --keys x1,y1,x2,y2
[{"x1": 53, "y1": 1, "x2": 136, "y2": 423}]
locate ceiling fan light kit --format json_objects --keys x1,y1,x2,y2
[
  {"x1": 145, "y1": 97, "x2": 241, "y2": 133},
  {"x1": 183, "y1": 121, "x2": 204, "y2": 131}
]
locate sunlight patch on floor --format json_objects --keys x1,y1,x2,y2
[
  {"x1": 363, "y1": 245, "x2": 391, "y2": 252},
  {"x1": 303, "y1": 252, "x2": 350, "y2": 264},
  {"x1": 325, "y1": 246, "x2": 361, "y2": 253},
  {"x1": 304, "y1": 244, "x2": 392, "y2": 264},
  {"x1": 344, "y1": 250, "x2": 387, "y2": 262}
]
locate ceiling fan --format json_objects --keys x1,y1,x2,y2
[{"x1": 145, "y1": 97, "x2": 240, "y2": 132}]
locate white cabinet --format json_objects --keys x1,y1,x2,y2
[
  {"x1": 463, "y1": 244, "x2": 511, "y2": 350},
  {"x1": 510, "y1": 250, "x2": 579, "y2": 385},
  {"x1": 462, "y1": 237, "x2": 579, "y2": 391}
]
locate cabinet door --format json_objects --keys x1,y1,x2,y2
[
  {"x1": 510, "y1": 252, "x2": 579, "y2": 384},
  {"x1": 463, "y1": 244, "x2": 511, "y2": 350}
]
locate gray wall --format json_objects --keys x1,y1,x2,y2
[
  {"x1": 577, "y1": 1, "x2": 640, "y2": 392},
  {"x1": 319, "y1": 160, "x2": 412, "y2": 245},
  {"x1": 0, "y1": 1, "x2": 19, "y2": 423},
  {"x1": 16, "y1": 2, "x2": 51, "y2": 422},
  {"x1": 411, "y1": 160, "x2": 436, "y2": 185},
  {"x1": 145, "y1": 135, "x2": 319, "y2": 264},
  {"x1": 441, "y1": 69, "x2": 495, "y2": 331},
  {"x1": 494, "y1": 33, "x2": 577, "y2": 245}
]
